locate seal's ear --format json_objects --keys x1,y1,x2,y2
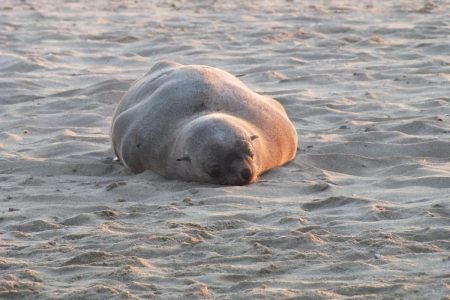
[
  {"x1": 176, "y1": 155, "x2": 191, "y2": 162},
  {"x1": 250, "y1": 135, "x2": 259, "y2": 141}
]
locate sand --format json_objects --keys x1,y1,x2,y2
[{"x1": 1, "y1": 0, "x2": 449, "y2": 299}]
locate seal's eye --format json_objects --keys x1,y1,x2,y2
[
  {"x1": 207, "y1": 164, "x2": 221, "y2": 178},
  {"x1": 246, "y1": 148, "x2": 254, "y2": 159}
]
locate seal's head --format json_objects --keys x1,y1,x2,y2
[
  {"x1": 200, "y1": 137, "x2": 257, "y2": 185},
  {"x1": 174, "y1": 114, "x2": 260, "y2": 185}
]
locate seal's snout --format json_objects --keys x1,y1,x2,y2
[
  {"x1": 240, "y1": 168, "x2": 252, "y2": 182},
  {"x1": 233, "y1": 167, "x2": 255, "y2": 185}
]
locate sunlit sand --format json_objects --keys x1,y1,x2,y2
[{"x1": 1, "y1": 0, "x2": 449, "y2": 298}]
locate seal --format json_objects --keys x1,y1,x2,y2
[{"x1": 111, "y1": 60, "x2": 298, "y2": 185}]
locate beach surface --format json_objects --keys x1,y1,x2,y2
[{"x1": 1, "y1": 0, "x2": 449, "y2": 298}]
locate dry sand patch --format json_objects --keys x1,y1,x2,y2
[{"x1": 1, "y1": 0, "x2": 449, "y2": 299}]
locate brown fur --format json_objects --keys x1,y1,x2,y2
[{"x1": 111, "y1": 61, "x2": 298, "y2": 185}]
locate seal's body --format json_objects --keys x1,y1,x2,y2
[{"x1": 111, "y1": 61, "x2": 297, "y2": 185}]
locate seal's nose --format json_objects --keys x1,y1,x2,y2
[{"x1": 240, "y1": 168, "x2": 252, "y2": 182}]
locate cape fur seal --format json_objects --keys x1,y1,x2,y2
[{"x1": 111, "y1": 61, "x2": 298, "y2": 185}]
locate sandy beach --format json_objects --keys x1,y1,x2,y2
[{"x1": 1, "y1": 0, "x2": 449, "y2": 298}]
